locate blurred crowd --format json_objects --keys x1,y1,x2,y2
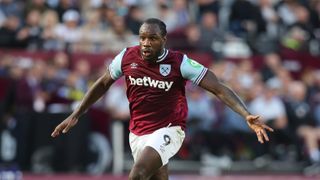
[
  {"x1": 1, "y1": 0, "x2": 320, "y2": 174},
  {"x1": 0, "y1": 0, "x2": 320, "y2": 56},
  {"x1": 186, "y1": 54, "x2": 320, "y2": 170}
]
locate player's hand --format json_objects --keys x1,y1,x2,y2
[
  {"x1": 246, "y1": 115, "x2": 274, "y2": 144},
  {"x1": 51, "y1": 115, "x2": 79, "y2": 138}
]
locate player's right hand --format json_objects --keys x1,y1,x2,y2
[{"x1": 51, "y1": 115, "x2": 79, "y2": 137}]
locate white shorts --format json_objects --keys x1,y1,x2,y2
[{"x1": 129, "y1": 126, "x2": 185, "y2": 166}]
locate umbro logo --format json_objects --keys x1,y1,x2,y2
[{"x1": 130, "y1": 63, "x2": 138, "y2": 69}]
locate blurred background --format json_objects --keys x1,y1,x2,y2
[{"x1": 0, "y1": 0, "x2": 320, "y2": 179}]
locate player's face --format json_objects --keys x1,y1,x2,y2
[{"x1": 139, "y1": 23, "x2": 166, "y2": 61}]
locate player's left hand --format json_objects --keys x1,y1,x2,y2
[{"x1": 246, "y1": 115, "x2": 274, "y2": 144}]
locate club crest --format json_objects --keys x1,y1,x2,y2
[{"x1": 159, "y1": 64, "x2": 171, "y2": 76}]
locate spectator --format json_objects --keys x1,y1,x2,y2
[
  {"x1": 258, "y1": 0, "x2": 280, "y2": 38},
  {"x1": 311, "y1": 70, "x2": 320, "y2": 125},
  {"x1": 0, "y1": 8, "x2": 6, "y2": 26},
  {"x1": 99, "y1": 5, "x2": 117, "y2": 29},
  {"x1": 186, "y1": 86, "x2": 216, "y2": 135},
  {"x1": 77, "y1": 10, "x2": 105, "y2": 52},
  {"x1": 236, "y1": 59, "x2": 256, "y2": 91},
  {"x1": 260, "y1": 53, "x2": 283, "y2": 82},
  {"x1": 54, "y1": 0, "x2": 79, "y2": 22},
  {"x1": 41, "y1": 60, "x2": 60, "y2": 101},
  {"x1": 284, "y1": 81, "x2": 318, "y2": 163},
  {"x1": 0, "y1": 0, "x2": 24, "y2": 18},
  {"x1": 165, "y1": 21, "x2": 203, "y2": 51},
  {"x1": 172, "y1": 0, "x2": 190, "y2": 29},
  {"x1": 222, "y1": 83, "x2": 263, "y2": 160},
  {"x1": 40, "y1": 10, "x2": 61, "y2": 50},
  {"x1": 185, "y1": 85, "x2": 217, "y2": 159},
  {"x1": 309, "y1": 0, "x2": 320, "y2": 30},
  {"x1": 183, "y1": 23, "x2": 201, "y2": 51},
  {"x1": 229, "y1": 0, "x2": 266, "y2": 38},
  {"x1": 276, "y1": 0, "x2": 300, "y2": 26},
  {"x1": 73, "y1": 59, "x2": 91, "y2": 93},
  {"x1": 195, "y1": 0, "x2": 219, "y2": 17},
  {"x1": 102, "y1": 15, "x2": 137, "y2": 52},
  {"x1": 125, "y1": 5, "x2": 143, "y2": 35},
  {"x1": 55, "y1": 59, "x2": 91, "y2": 104},
  {"x1": 105, "y1": 79, "x2": 130, "y2": 121},
  {"x1": 300, "y1": 68, "x2": 316, "y2": 101},
  {"x1": 16, "y1": 9, "x2": 43, "y2": 50},
  {"x1": 51, "y1": 51, "x2": 70, "y2": 82},
  {"x1": 24, "y1": 0, "x2": 49, "y2": 15},
  {"x1": 57, "y1": 72, "x2": 85, "y2": 102},
  {"x1": 272, "y1": 67, "x2": 293, "y2": 96},
  {"x1": 282, "y1": 5, "x2": 315, "y2": 52},
  {"x1": 115, "y1": 0, "x2": 129, "y2": 16},
  {"x1": 0, "y1": 15, "x2": 20, "y2": 47},
  {"x1": 0, "y1": 55, "x2": 14, "y2": 76},
  {"x1": 138, "y1": 0, "x2": 159, "y2": 19},
  {"x1": 198, "y1": 11, "x2": 225, "y2": 58},
  {"x1": 54, "y1": 9, "x2": 82, "y2": 50},
  {"x1": 11, "y1": 58, "x2": 36, "y2": 112},
  {"x1": 249, "y1": 79, "x2": 288, "y2": 157},
  {"x1": 157, "y1": 2, "x2": 178, "y2": 33}
]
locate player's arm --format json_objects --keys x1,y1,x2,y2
[
  {"x1": 199, "y1": 70, "x2": 274, "y2": 143},
  {"x1": 51, "y1": 71, "x2": 115, "y2": 137},
  {"x1": 199, "y1": 70, "x2": 249, "y2": 118},
  {"x1": 52, "y1": 48, "x2": 125, "y2": 138},
  {"x1": 72, "y1": 71, "x2": 115, "y2": 118}
]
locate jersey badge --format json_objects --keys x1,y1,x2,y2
[{"x1": 159, "y1": 64, "x2": 171, "y2": 76}]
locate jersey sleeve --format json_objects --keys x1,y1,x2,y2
[
  {"x1": 180, "y1": 54, "x2": 208, "y2": 85},
  {"x1": 108, "y1": 48, "x2": 126, "y2": 80}
]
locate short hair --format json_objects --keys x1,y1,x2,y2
[{"x1": 142, "y1": 18, "x2": 167, "y2": 37}]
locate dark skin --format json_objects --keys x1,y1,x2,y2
[
  {"x1": 139, "y1": 23, "x2": 166, "y2": 62},
  {"x1": 51, "y1": 23, "x2": 273, "y2": 180}
]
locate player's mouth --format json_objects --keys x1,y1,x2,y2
[{"x1": 142, "y1": 49, "x2": 152, "y2": 57}]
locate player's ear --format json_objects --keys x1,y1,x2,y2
[{"x1": 162, "y1": 35, "x2": 167, "y2": 43}]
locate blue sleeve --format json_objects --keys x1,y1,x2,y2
[
  {"x1": 108, "y1": 48, "x2": 126, "y2": 80},
  {"x1": 180, "y1": 54, "x2": 208, "y2": 85}
]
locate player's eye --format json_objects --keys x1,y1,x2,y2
[
  {"x1": 139, "y1": 36, "x2": 146, "y2": 41},
  {"x1": 149, "y1": 37, "x2": 157, "y2": 41}
]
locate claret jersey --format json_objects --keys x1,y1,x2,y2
[{"x1": 109, "y1": 46, "x2": 208, "y2": 135}]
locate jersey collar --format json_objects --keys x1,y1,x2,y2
[{"x1": 156, "y1": 48, "x2": 168, "y2": 63}]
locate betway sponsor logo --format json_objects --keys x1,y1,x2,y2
[{"x1": 128, "y1": 76, "x2": 173, "y2": 91}]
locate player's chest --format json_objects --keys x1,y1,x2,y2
[
  {"x1": 122, "y1": 59, "x2": 183, "y2": 92},
  {"x1": 122, "y1": 60, "x2": 180, "y2": 80}
]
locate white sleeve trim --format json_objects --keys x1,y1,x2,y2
[{"x1": 195, "y1": 67, "x2": 208, "y2": 85}]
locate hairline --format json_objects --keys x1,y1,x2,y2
[{"x1": 140, "y1": 23, "x2": 165, "y2": 37}]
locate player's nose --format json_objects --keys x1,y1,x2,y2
[{"x1": 142, "y1": 39, "x2": 151, "y2": 47}]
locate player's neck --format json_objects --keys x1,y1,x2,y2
[{"x1": 142, "y1": 48, "x2": 168, "y2": 64}]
